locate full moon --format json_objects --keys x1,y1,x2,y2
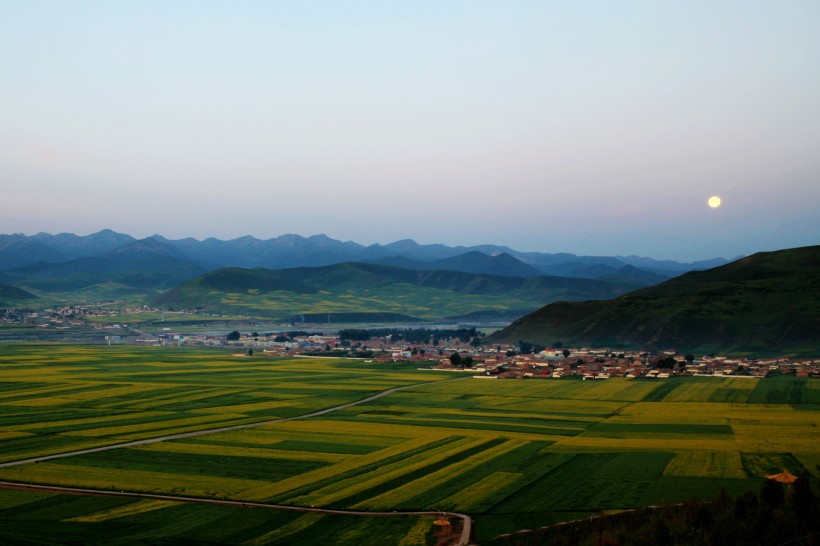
[{"x1": 708, "y1": 196, "x2": 722, "y2": 208}]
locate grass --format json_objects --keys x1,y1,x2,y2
[{"x1": 0, "y1": 344, "x2": 817, "y2": 544}]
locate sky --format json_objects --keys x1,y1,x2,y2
[{"x1": 1, "y1": 1, "x2": 818, "y2": 261}]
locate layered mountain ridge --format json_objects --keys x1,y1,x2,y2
[{"x1": 0, "y1": 230, "x2": 733, "y2": 278}]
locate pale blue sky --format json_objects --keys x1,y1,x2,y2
[{"x1": 1, "y1": 1, "x2": 818, "y2": 261}]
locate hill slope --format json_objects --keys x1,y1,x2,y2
[
  {"x1": 158, "y1": 262, "x2": 640, "y2": 322},
  {"x1": 489, "y1": 245, "x2": 820, "y2": 355},
  {"x1": 0, "y1": 284, "x2": 38, "y2": 307},
  {"x1": 0, "y1": 236, "x2": 66, "y2": 270},
  {"x1": 0, "y1": 239, "x2": 207, "y2": 296}
]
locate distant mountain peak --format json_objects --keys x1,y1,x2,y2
[{"x1": 103, "y1": 237, "x2": 184, "y2": 258}]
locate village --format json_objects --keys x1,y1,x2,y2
[
  {"x1": 108, "y1": 326, "x2": 820, "y2": 380},
  {"x1": 217, "y1": 332, "x2": 820, "y2": 380},
  {"x1": 3, "y1": 305, "x2": 818, "y2": 379}
]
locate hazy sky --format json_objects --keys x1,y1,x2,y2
[{"x1": 2, "y1": 1, "x2": 818, "y2": 261}]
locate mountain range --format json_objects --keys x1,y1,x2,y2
[
  {"x1": 490, "y1": 245, "x2": 820, "y2": 356},
  {"x1": 1, "y1": 230, "x2": 815, "y2": 354},
  {"x1": 0, "y1": 229, "x2": 733, "y2": 278},
  {"x1": 0, "y1": 230, "x2": 739, "y2": 319}
]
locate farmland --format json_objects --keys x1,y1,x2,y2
[{"x1": 0, "y1": 344, "x2": 818, "y2": 544}]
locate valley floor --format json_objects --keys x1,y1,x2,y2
[{"x1": 0, "y1": 344, "x2": 817, "y2": 544}]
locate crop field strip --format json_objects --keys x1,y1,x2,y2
[
  {"x1": 0, "y1": 487, "x2": 436, "y2": 546},
  {"x1": 0, "y1": 344, "x2": 817, "y2": 543},
  {"x1": 0, "y1": 344, "x2": 460, "y2": 464}
]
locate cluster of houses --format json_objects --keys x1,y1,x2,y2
[
  {"x1": 432, "y1": 348, "x2": 820, "y2": 379},
  {"x1": 183, "y1": 330, "x2": 819, "y2": 379},
  {"x1": 2, "y1": 308, "x2": 817, "y2": 377}
]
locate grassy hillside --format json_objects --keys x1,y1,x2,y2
[
  {"x1": 0, "y1": 284, "x2": 37, "y2": 307},
  {"x1": 157, "y1": 262, "x2": 640, "y2": 322},
  {"x1": 490, "y1": 245, "x2": 820, "y2": 355}
]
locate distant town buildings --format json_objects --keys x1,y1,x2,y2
[{"x1": 1, "y1": 305, "x2": 817, "y2": 378}]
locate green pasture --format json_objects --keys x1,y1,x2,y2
[
  {"x1": 174, "y1": 283, "x2": 542, "y2": 321},
  {"x1": 83, "y1": 311, "x2": 251, "y2": 325},
  {"x1": 0, "y1": 344, "x2": 817, "y2": 544}
]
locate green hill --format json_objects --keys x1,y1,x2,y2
[
  {"x1": 157, "y1": 262, "x2": 640, "y2": 323},
  {"x1": 489, "y1": 245, "x2": 820, "y2": 355},
  {"x1": 0, "y1": 284, "x2": 38, "y2": 307}
]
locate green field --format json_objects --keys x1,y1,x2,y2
[
  {"x1": 0, "y1": 344, "x2": 818, "y2": 544},
  {"x1": 156, "y1": 262, "x2": 638, "y2": 322}
]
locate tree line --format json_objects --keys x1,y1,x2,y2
[{"x1": 338, "y1": 327, "x2": 482, "y2": 344}]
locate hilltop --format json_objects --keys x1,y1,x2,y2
[{"x1": 489, "y1": 245, "x2": 820, "y2": 356}]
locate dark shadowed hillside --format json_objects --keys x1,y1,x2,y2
[
  {"x1": 0, "y1": 284, "x2": 37, "y2": 306},
  {"x1": 489, "y1": 245, "x2": 820, "y2": 355},
  {"x1": 0, "y1": 236, "x2": 66, "y2": 270}
]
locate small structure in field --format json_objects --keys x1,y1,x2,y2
[{"x1": 767, "y1": 469, "x2": 798, "y2": 484}]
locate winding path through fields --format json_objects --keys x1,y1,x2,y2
[
  {"x1": 0, "y1": 375, "x2": 474, "y2": 545},
  {"x1": 0, "y1": 481, "x2": 472, "y2": 545}
]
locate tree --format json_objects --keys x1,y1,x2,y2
[
  {"x1": 657, "y1": 356, "x2": 677, "y2": 369},
  {"x1": 791, "y1": 472, "x2": 819, "y2": 521},
  {"x1": 684, "y1": 353, "x2": 695, "y2": 363},
  {"x1": 449, "y1": 352, "x2": 462, "y2": 366},
  {"x1": 247, "y1": 348, "x2": 253, "y2": 356},
  {"x1": 761, "y1": 479, "x2": 784, "y2": 507},
  {"x1": 226, "y1": 331, "x2": 240, "y2": 341},
  {"x1": 462, "y1": 356, "x2": 474, "y2": 368},
  {"x1": 562, "y1": 349, "x2": 571, "y2": 358},
  {"x1": 551, "y1": 341, "x2": 563, "y2": 349}
]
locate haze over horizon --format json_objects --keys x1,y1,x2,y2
[{"x1": 2, "y1": 1, "x2": 818, "y2": 262}]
